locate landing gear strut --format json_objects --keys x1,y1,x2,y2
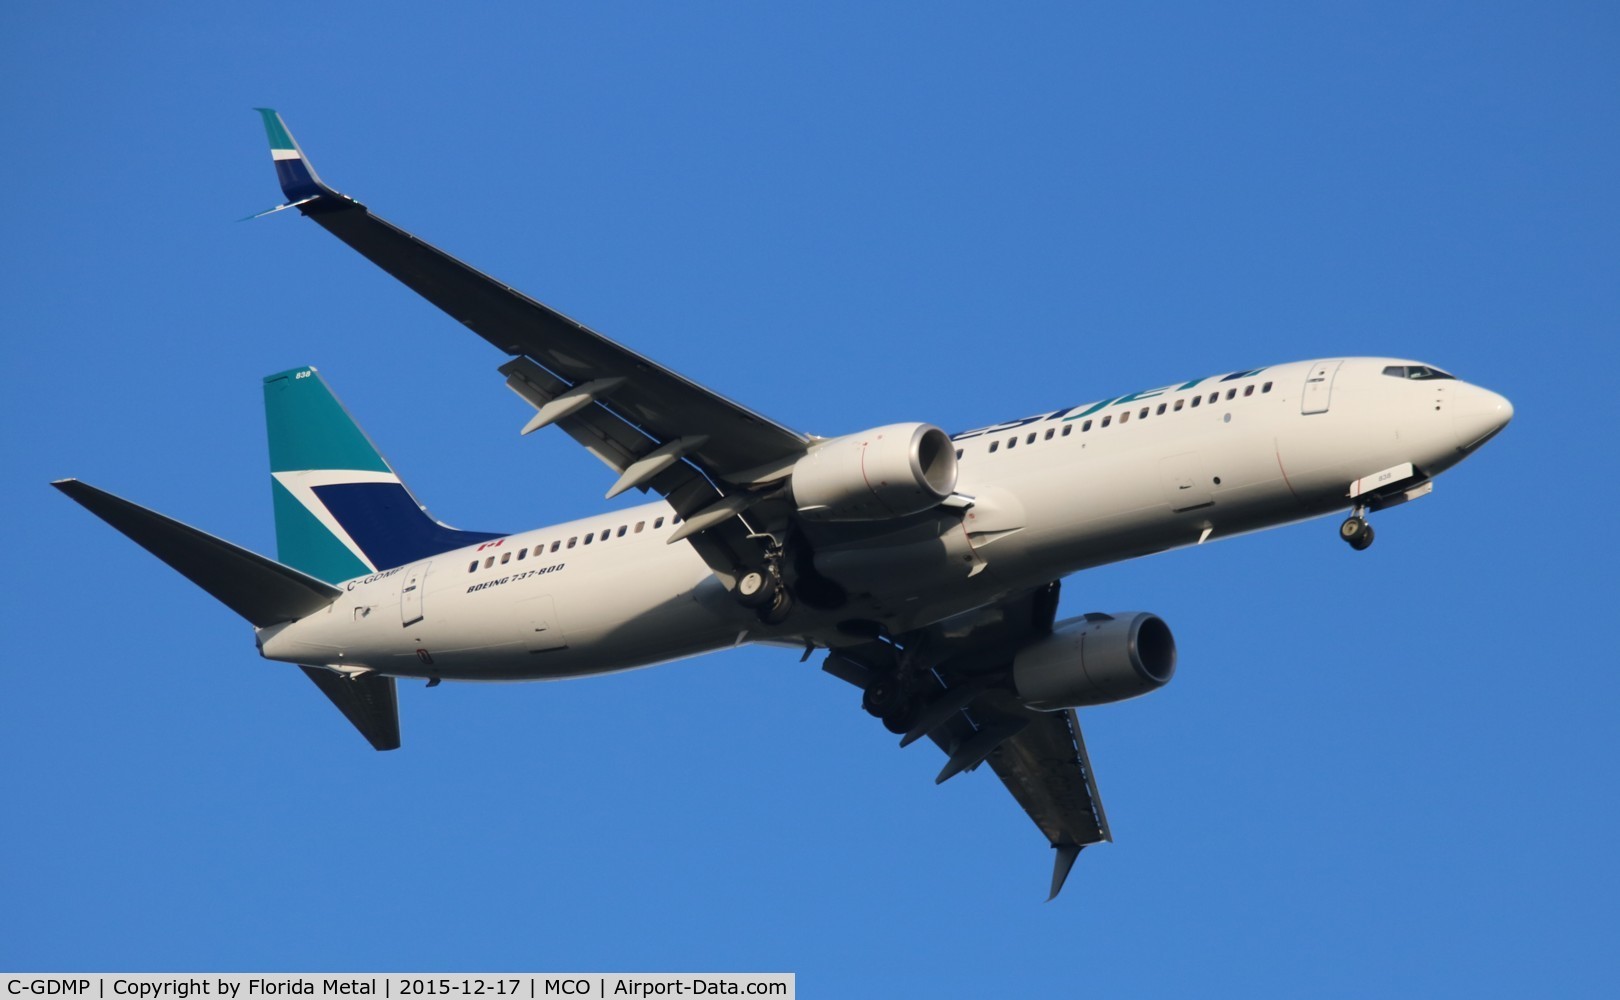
[{"x1": 1340, "y1": 506, "x2": 1375, "y2": 551}]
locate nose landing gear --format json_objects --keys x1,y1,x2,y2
[{"x1": 1339, "y1": 506, "x2": 1375, "y2": 551}]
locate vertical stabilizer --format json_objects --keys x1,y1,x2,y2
[{"x1": 264, "y1": 366, "x2": 502, "y2": 583}]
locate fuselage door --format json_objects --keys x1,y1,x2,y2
[
  {"x1": 1301, "y1": 359, "x2": 1344, "y2": 415},
  {"x1": 400, "y1": 561, "x2": 430, "y2": 627}
]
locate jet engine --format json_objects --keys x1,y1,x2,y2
[
  {"x1": 1012, "y1": 613, "x2": 1177, "y2": 710},
  {"x1": 791, "y1": 422, "x2": 958, "y2": 522}
]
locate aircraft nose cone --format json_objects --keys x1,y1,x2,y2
[{"x1": 1453, "y1": 383, "x2": 1514, "y2": 451}]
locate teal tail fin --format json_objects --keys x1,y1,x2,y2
[{"x1": 264, "y1": 366, "x2": 503, "y2": 584}]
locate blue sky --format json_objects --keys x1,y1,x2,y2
[{"x1": 3, "y1": 2, "x2": 1616, "y2": 994}]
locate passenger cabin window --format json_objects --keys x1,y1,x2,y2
[
  {"x1": 1026, "y1": 432, "x2": 1036, "y2": 445},
  {"x1": 1101, "y1": 415, "x2": 1112, "y2": 427},
  {"x1": 1082, "y1": 419, "x2": 1093, "y2": 431},
  {"x1": 617, "y1": 526, "x2": 627, "y2": 537},
  {"x1": 517, "y1": 548, "x2": 527, "y2": 560},
  {"x1": 1139, "y1": 407, "x2": 1149, "y2": 419},
  {"x1": 468, "y1": 561, "x2": 478, "y2": 573},
  {"x1": 1061, "y1": 424, "x2": 1072, "y2": 437},
  {"x1": 989, "y1": 441, "x2": 999, "y2": 453},
  {"x1": 635, "y1": 521, "x2": 645, "y2": 533},
  {"x1": 1263, "y1": 381, "x2": 1273, "y2": 392},
  {"x1": 1208, "y1": 393, "x2": 1219, "y2": 404},
  {"x1": 1119, "y1": 411, "x2": 1130, "y2": 424},
  {"x1": 1244, "y1": 385, "x2": 1254, "y2": 397},
  {"x1": 1156, "y1": 403, "x2": 1167, "y2": 415},
  {"x1": 1174, "y1": 399, "x2": 1184, "y2": 411},
  {"x1": 1007, "y1": 437, "x2": 1016, "y2": 448},
  {"x1": 483, "y1": 556, "x2": 494, "y2": 569},
  {"x1": 1191, "y1": 396, "x2": 1201, "y2": 407},
  {"x1": 654, "y1": 517, "x2": 665, "y2": 529},
  {"x1": 551, "y1": 540, "x2": 561, "y2": 552},
  {"x1": 501, "y1": 552, "x2": 511, "y2": 564},
  {"x1": 955, "y1": 448, "x2": 963, "y2": 460},
  {"x1": 1225, "y1": 388, "x2": 1236, "y2": 400},
  {"x1": 584, "y1": 533, "x2": 594, "y2": 544},
  {"x1": 567, "y1": 537, "x2": 577, "y2": 549},
  {"x1": 1044, "y1": 428, "x2": 1054, "y2": 440}
]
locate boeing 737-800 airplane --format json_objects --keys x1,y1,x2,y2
[{"x1": 54, "y1": 110, "x2": 1513, "y2": 898}]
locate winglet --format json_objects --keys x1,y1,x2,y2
[
  {"x1": 1047, "y1": 842, "x2": 1083, "y2": 901},
  {"x1": 246, "y1": 108, "x2": 347, "y2": 219}
]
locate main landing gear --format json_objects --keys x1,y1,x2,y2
[
  {"x1": 1340, "y1": 506, "x2": 1375, "y2": 551},
  {"x1": 862, "y1": 673, "x2": 923, "y2": 735},
  {"x1": 735, "y1": 566, "x2": 794, "y2": 625}
]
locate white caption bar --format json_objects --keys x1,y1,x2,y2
[{"x1": 2, "y1": 977, "x2": 793, "y2": 1000}]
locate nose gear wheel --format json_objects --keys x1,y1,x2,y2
[{"x1": 1340, "y1": 511, "x2": 1375, "y2": 550}]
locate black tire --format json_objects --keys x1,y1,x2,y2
[
  {"x1": 757, "y1": 587, "x2": 794, "y2": 625},
  {"x1": 881, "y1": 707, "x2": 916, "y2": 735},
  {"x1": 1340, "y1": 516, "x2": 1365, "y2": 542},
  {"x1": 863, "y1": 678, "x2": 905, "y2": 718},
  {"x1": 1350, "y1": 523, "x2": 1375, "y2": 551}
]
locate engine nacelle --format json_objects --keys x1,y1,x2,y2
[
  {"x1": 791, "y1": 422, "x2": 958, "y2": 522},
  {"x1": 1012, "y1": 613, "x2": 1177, "y2": 710}
]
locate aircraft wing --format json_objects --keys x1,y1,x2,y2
[
  {"x1": 823, "y1": 583, "x2": 1112, "y2": 899},
  {"x1": 251, "y1": 110, "x2": 811, "y2": 487}
]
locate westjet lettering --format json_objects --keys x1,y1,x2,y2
[{"x1": 54, "y1": 111, "x2": 1513, "y2": 898}]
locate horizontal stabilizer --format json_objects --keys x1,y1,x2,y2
[
  {"x1": 53, "y1": 479, "x2": 342, "y2": 627},
  {"x1": 300, "y1": 666, "x2": 401, "y2": 751}
]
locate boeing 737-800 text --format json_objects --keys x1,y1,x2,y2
[{"x1": 54, "y1": 110, "x2": 1513, "y2": 898}]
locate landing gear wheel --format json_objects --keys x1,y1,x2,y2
[
  {"x1": 881, "y1": 704, "x2": 919, "y2": 735},
  {"x1": 1351, "y1": 522, "x2": 1375, "y2": 551},
  {"x1": 735, "y1": 570, "x2": 775, "y2": 608},
  {"x1": 1340, "y1": 516, "x2": 1374, "y2": 550},
  {"x1": 756, "y1": 586, "x2": 794, "y2": 625},
  {"x1": 863, "y1": 678, "x2": 921, "y2": 734},
  {"x1": 863, "y1": 678, "x2": 903, "y2": 719}
]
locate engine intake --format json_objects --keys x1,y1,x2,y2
[
  {"x1": 1012, "y1": 612, "x2": 1176, "y2": 710},
  {"x1": 791, "y1": 422, "x2": 958, "y2": 522}
]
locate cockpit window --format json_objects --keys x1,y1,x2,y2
[{"x1": 1383, "y1": 364, "x2": 1456, "y2": 381}]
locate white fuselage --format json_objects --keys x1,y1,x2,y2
[{"x1": 257, "y1": 357, "x2": 1511, "y2": 681}]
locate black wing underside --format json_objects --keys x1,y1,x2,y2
[
  {"x1": 297, "y1": 197, "x2": 809, "y2": 481},
  {"x1": 824, "y1": 583, "x2": 1112, "y2": 899}
]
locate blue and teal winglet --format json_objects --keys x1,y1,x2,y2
[{"x1": 242, "y1": 108, "x2": 347, "y2": 220}]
